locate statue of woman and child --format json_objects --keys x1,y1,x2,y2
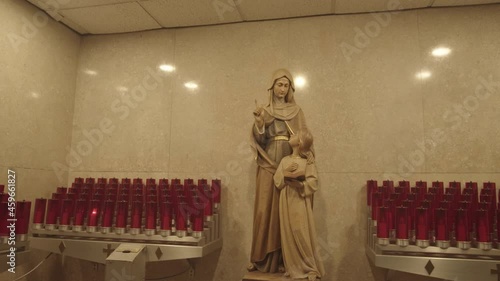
[{"x1": 248, "y1": 69, "x2": 326, "y2": 281}]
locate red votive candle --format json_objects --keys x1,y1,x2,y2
[
  {"x1": 377, "y1": 206, "x2": 389, "y2": 245},
  {"x1": 192, "y1": 198, "x2": 204, "y2": 238},
  {"x1": 133, "y1": 194, "x2": 144, "y2": 205},
  {"x1": 175, "y1": 201, "x2": 187, "y2": 237},
  {"x1": 371, "y1": 192, "x2": 381, "y2": 220},
  {"x1": 15, "y1": 201, "x2": 31, "y2": 239},
  {"x1": 456, "y1": 209, "x2": 470, "y2": 242},
  {"x1": 145, "y1": 201, "x2": 157, "y2": 235},
  {"x1": 159, "y1": 178, "x2": 168, "y2": 185},
  {"x1": 383, "y1": 180, "x2": 394, "y2": 192},
  {"x1": 109, "y1": 178, "x2": 119, "y2": 184},
  {"x1": 59, "y1": 199, "x2": 72, "y2": 229},
  {"x1": 496, "y1": 209, "x2": 500, "y2": 246},
  {"x1": 87, "y1": 200, "x2": 100, "y2": 232},
  {"x1": 184, "y1": 185, "x2": 195, "y2": 218},
  {"x1": 466, "y1": 181, "x2": 478, "y2": 192},
  {"x1": 130, "y1": 201, "x2": 142, "y2": 234},
  {"x1": 391, "y1": 186, "x2": 410, "y2": 200},
  {"x1": 171, "y1": 187, "x2": 179, "y2": 217},
  {"x1": 435, "y1": 207, "x2": 450, "y2": 249},
  {"x1": 204, "y1": 186, "x2": 213, "y2": 218},
  {"x1": 97, "y1": 178, "x2": 107, "y2": 184},
  {"x1": 45, "y1": 199, "x2": 59, "y2": 228},
  {"x1": 85, "y1": 178, "x2": 95, "y2": 184},
  {"x1": 33, "y1": 198, "x2": 47, "y2": 227},
  {"x1": 133, "y1": 178, "x2": 142, "y2": 185},
  {"x1": 57, "y1": 187, "x2": 68, "y2": 194},
  {"x1": 196, "y1": 184, "x2": 213, "y2": 221},
  {"x1": 117, "y1": 193, "x2": 128, "y2": 202},
  {"x1": 395, "y1": 206, "x2": 408, "y2": 241},
  {"x1": 121, "y1": 178, "x2": 131, "y2": 184},
  {"x1": 212, "y1": 179, "x2": 221, "y2": 205},
  {"x1": 67, "y1": 193, "x2": 77, "y2": 201},
  {"x1": 0, "y1": 202, "x2": 8, "y2": 237},
  {"x1": 74, "y1": 177, "x2": 84, "y2": 184},
  {"x1": 106, "y1": 194, "x2": 117, "y2": 203},
  {"x1": 435, "y1": 208, "x2": 449, "y2": 241},
  {"x1": 160, "y1": 201, "x2": 172, "y2": 231},
  {"x1": 432, "y1": 181, "x2": 444, "y2": 188},
  {"x1": 416, "y1": 180, "x2": 427, "y2": 188},
  {"x1": 72, "y1": 182, "x2": 82, "y2": 190},
  {"x1": 398, "y1": 181, "x2": 410, "y2": 188},
  {"x1": 415, "y1": 207, "x2": 430, "y2": 248},
  {"x1": 432, "y1": 182, "x2": 444, "y2": 200},
  {"x1": 145, "y1": 178, "x2": 155, "y2": 185},
  {"x1": 73, "y1": 199, "x2": 86, "y2": 229},
  {"x1": 416, "y1": 207, "x2": 429, "y2": 241},
  {"x1": 115, "y1": 201, "x2": 128, "y2": 228},
  {"x1": 102, "y1": 200, "x2": 115, "y2": 229},
  {"x1": 0, "y1": 193, "x2": 8, "y2": 203},
  {"x1": 476, "y1": 209, "x2": 490, "y2": 243},
  {"x1": 198, "y1": 178, "x2": 208, "y2": 186},
  {"x1": 386, "y1": 199, "x2": 396, "y2": 234}
]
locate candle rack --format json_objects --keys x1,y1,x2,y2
[
  {"x1": 366, "y1": 180, "x2": 500, "y2": 281},
  {"x1": 29, "y1": 177, "x2": 223, "y2": 281}
]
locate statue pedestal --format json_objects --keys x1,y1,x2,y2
[{"x1": 242, "y1": 271, "x2": 291, "y2": 281}]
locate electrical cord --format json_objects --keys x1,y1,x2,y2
[{"x1": 12, "y1": 252, "x2": 53, "y2": 281}]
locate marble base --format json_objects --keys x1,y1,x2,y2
[{"x1": 242, "y1": 271, "x2": 291, "y2": 281}]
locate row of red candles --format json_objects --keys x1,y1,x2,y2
[
  {"x1": 367, "y1": 180, "x2": 498, "y2": 244},
  {"x1": 0, "y1": 183, "x2": 31, "y2": 238},
  {"x1": 31, "y1": 178, "x2": 221, "y2": 234}
]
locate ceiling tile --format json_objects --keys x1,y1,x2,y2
[
  {"x1": 432, "y1": 0, "x2": 500, "y2": 6},
  {"x1": 237, "y1": 0, "x2": 332, "y2": 20},
  {"x1": 29, "y1": 0, "x2": 137, "y2": 10},
  {"x1": 140, "y1": 0, "x2": 242, "y2": 27},
  {"x1": 59, "y1": 2, "x2": 161, "y2": 34},
  {"x1": 60, "y1": 16, "x2": 89, "y2": 34},
  {"x1": 399, "y1": 0, "x2": 433, "y2": 9},
  {"x1": 335, "y1": 0, "x2": 386, "y2": 13},
  {"x1": 335, "y1": 0, "x2": 432, "y2": 13}
]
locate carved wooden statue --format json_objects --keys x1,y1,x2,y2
[
  {"x1": 249, "y1": 69, "x2": 322, "y2": 280},
  {"x1": 274, "y1": 129, "x2": 325, "y2": 281}
]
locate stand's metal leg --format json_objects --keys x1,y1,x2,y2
[{"x1": 105, "y1": 244, "x2": 146, "y2": 281}]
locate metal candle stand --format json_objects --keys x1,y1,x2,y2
[
  {"x1": 0, "y1": 194, "x2": 32, "y2": 272},
  {"x1": 29, "y1": 178, "x2": 223, "y2": 281},
  {"x1": 366, "y1": 180, "x2": 500, "y2": 281}
]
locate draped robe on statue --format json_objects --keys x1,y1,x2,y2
[
  {"x1": 249, "y1": 70, "x2": 309, "y2": 272},
  {"x1": 274, "y1": 156, "x2": 326, "y2": 279}
]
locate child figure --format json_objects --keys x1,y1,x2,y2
[{"x1": 274, "y1": 129, "x2": 325, "y2": 281}]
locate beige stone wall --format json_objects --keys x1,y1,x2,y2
[
  {"x1": 2, "y1": 2, "x2": 500, "y2": 281},
  {"x1": 0, "y1": 0, "x2": 80, "y2": 280}
]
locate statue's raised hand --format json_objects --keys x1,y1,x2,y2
[{"x1": 253, "y1": 99, "x2": 265, "y2": 128}]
